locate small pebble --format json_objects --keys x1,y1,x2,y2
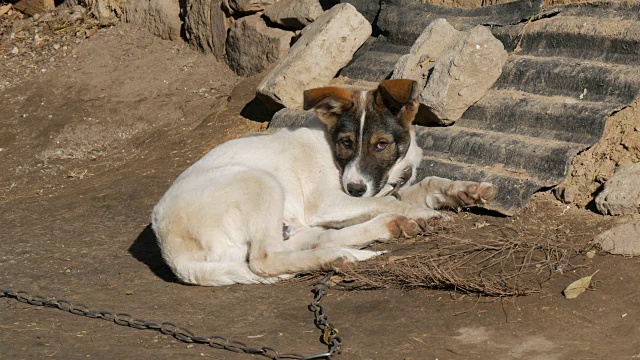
[
  {"x1": 11, "y1": 46, "x2": 18, "y2": 55},
  {"x1": 53, "y1": 43, "x2": 60, "y2": 50},
  {"x1": 72, "y1": 5, "x2": 85, "y2": 14}
]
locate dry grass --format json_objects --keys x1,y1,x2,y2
[
  {"x1": 296, "y1": 200, "x2": 601, "y2": 297},
  {"x1": 341, "y1": 231, "x2": 577, "y2": 296}
]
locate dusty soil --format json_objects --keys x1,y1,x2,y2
[
  {"x1": 559, "y1": 98, "x2": 640, "y2": 207},
  {"x1": 0, "y1": 5, "x2": 99, "y2": 91},
  {"x1": 418, "y1": 0, "x2": 606, "y2": 9},
  {"x1": 1, "y1": 19, "x2": 640, "y2": 360}
]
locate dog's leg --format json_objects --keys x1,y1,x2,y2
[
  {"x1": 284, "y1": 213, "x2": 425, "y2": 250},
  {"x1": 398, "y1": 176, "x2": 497, "y2": 210},
  {"x1": 249, "y1": 237, "x2": 384, "y2": 275},
  {"x1": 306, "y1": 190, "x2": 443, "y2": 232},
  {"x1": 248, "y1": 206, "x2": 384, "y2": 275},
  {"x1": 237, "y1": 174, "x2": 385, "y2": 277}
]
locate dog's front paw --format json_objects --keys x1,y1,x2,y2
[
  {"x1": 405, "y1": 208, "x2": 451, "y2": 231},
  {"x1": 425, "y1": 181, "x2": 497, "y2": 209},
  {"x1": 384, "y1": 214, "x2": 423, "y2": 239},
  {"x1": 372, "y1": 211, "x2": 449, "y2": 242},
  {"x1": 455, "y1": 181, "x2": 496, "y2": 206}
]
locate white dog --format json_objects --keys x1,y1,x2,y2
[{"x1": 151, "y1": 79, "x2": 496, "y2": 286}]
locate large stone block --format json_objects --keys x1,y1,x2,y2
[
  {"x1": 269, "y1": 108, "x2": 317, "y2": 128},
  {"x1": 227, "y1": 0, "x2": 274, "y2": 14},
  {"x1": 421, "y1": 25, "x2": 507, "y2": 125},
  {"x1": 256, "y1": 3, "x2": 371, "y2": 109},
  {"x1": 264, "y1": 0, "x2": 325, "y2": 30},
  {"x1": 123, "y1": 0, "x2": 181, "y2": 41},
  {"x1": 594, "y1": 221, "x2": 640, "y2": 256},
  {"x1": 596, "y1": 163, "x2": 640, "y2": 216},
  {"x1": 226, "y1": 14, "x2": 294, "y2": 76},
  {"x1": 392, "y1": 19, "x2": 463, "y2": 91},
  {"x1": 184, "y1": 0, "x2": 231, "y2": 59}
]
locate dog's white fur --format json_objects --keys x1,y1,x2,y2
[{"x1": 151, "y1": 118, "x2": 494, "y2": 286}]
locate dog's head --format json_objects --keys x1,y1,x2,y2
[{"x1": 304, "y1": 79, "x2": 420, "y2": 197}]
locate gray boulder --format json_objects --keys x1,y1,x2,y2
[
  {"x1": 227, "y1": 0, "x2": 274, "y2": 14},
  {"x1": 596, "y1": 163, "x2": 640, "y2": 216},
  {"x1": 392, "y1": 19, "x2": 463, "y2": 91},
  {"x1": 256, "y1": 3, "x2": 371, "y2": 109},
  {"x1": 184, "y1": 0, "x2": 233, "y2": 59},
  {"x1": 421, "y1": 25, "x2": 507, "y2": 125},
  {"x1": 264, "y1": 0, "x2": 325, "y2": 30},
  {"x1": 270, "y1": 108, "x2": 317, "y2": 128},
  {"x1": 124, "y1": 0, "x2": 181, "y2": 41},
  {"x1": 226, "y1": 14, "x2": 294, "y2": 76},
  {"x1": 593, "y1": 221, "x2": 640, "y2": 256}
]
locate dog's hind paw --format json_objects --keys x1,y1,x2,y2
[
  {"x1": 258, "y1": 274, "x2": 295, "y2": 284},
  {"x1": 329, "y1": 248, "x2": 385, "y2": 270},
  {"x1": 344, "y1": 248, "x2": 386, "y2": 261}
]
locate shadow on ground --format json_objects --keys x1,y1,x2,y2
[{"x1": 129, "y1": 224, "x2": 178, "y2": 283}]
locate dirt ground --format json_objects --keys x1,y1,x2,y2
[
  {"x1": 559, "y1": 98, "x2": 640, "y2": 207},
  {"x1": 418, "y1": 0, "x2": 601, "y2": 9},
  {"x1": 1, "y1": 20, "x2": 640, "y2": 360}
]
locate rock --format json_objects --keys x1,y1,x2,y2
[
  {"x1": 93, "y1": 0, "x2": 122, "y2": 24},
  {"x1": 421, "y1": 25, "x2": 507, "y2": 125},
  {"x1": 339, "y1": 0, "x2": 377, "y2": 24},
  {"x1": 595, "y1": 163, "x2": 640, "y2": 215},
  {"x1": 264, "y1": 0, "x2": 325, "y2": 30},
  {"x1": 0, "y1": 4, "x2": 12, "y2": 17},
  {"x1": 593, "y1": 221, "x2": 640, "y2": 256},
  {"x1": 211, "y1": 0, "x2": 233, "y2": 59},
  {"x1": 184, "y1": 0, "x2": 213, "y2": 52},
  {"x1": 71, "y1": 5, "x2": 86, "y2": 14},
  {"x1": 124, "y1": 0, "x2": 181, "y2": 41},
  {"x1": 392, "y1": 19, "x2": 463, "y2": 91},
  {"x1": 256, "y1": 3, "x2": 371, "y2": 110},
  {"x1": 553, "y1": 185, "x2": 580, "y2": 204},
  {"x1": 269, "y1": 108, "x2": 316, "y2": 128},
  {"x1": 227, "y1": 0, "x2": 274, "y2": 14},
  {"x1": 226, "y1": 14, "x2": 294, "y2": 77},
  {"x1": 184, "y1": 0, "x2": 231, "y2": 58}
]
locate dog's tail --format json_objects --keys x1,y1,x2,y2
[{"x1": 168, "y1": 256, "x2": 289, "y2": 286}]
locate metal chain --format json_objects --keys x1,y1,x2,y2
[{"x1": 1, "y1": 270, "x2": 341, "y2": 360}]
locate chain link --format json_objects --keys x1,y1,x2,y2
[{"x1": 1, "y1": 271, "x2": 340, "y2": 360}]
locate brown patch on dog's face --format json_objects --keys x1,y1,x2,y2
[{"x1": 304, "y1": 79, "x2": 420, "y2": 197}]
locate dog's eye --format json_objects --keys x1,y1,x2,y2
[
  {"x1": 375, "y1": 141, "x2": 389, "y2": 151},
  {"x1": 341, "y1": 139, "x2": 353, "y2": 149}
]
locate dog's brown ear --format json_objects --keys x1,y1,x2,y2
[
  {"x1": 375, "y1": 79, "x2": 420, "y2": 128},
  {"x1": 303, "y1": 87, "x2": 354, "y2": 128}
]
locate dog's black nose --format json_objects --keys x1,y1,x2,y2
[{"x1": 347, "y1": 183, "x2": 367, "y2": 197}]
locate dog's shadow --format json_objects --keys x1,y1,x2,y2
[{"x1": 129, "y1": 224, "x2": 178, "y2": 283}]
